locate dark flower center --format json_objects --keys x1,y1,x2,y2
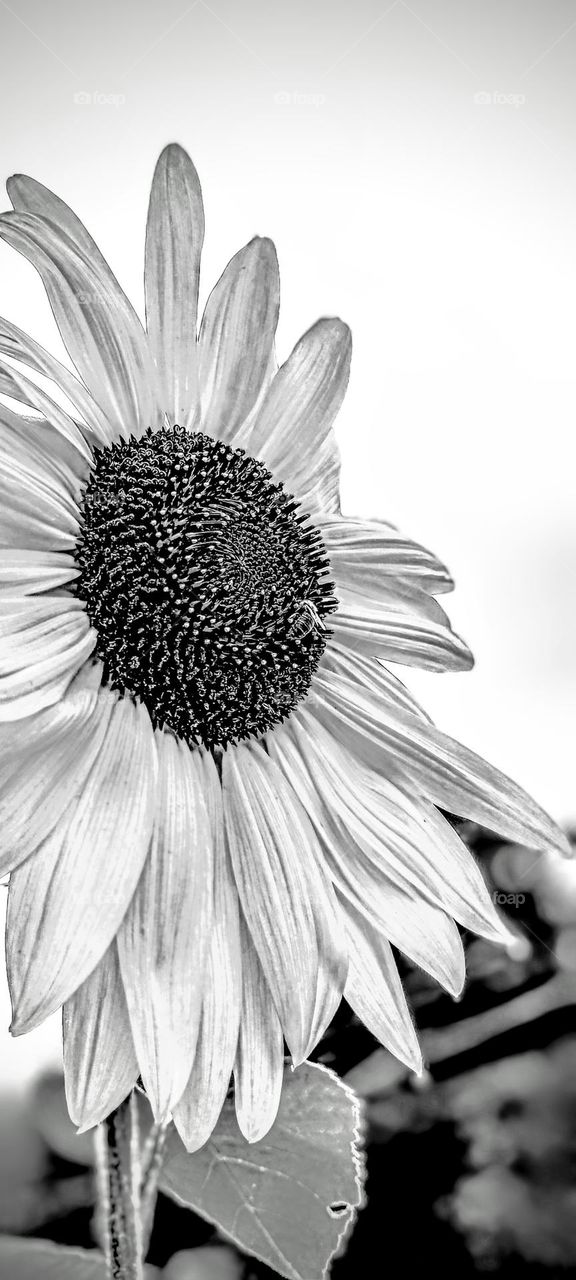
[{"x1": 74, "y1": 426, "x2": 337, "y2": 750}]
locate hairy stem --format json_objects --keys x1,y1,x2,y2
[
  {"x1": 95, "y1": 1093, "x2": 143, "y2": 1280},
  {"x1": 140, "y1": 1118, "x2": 170, "y2": 1255}
]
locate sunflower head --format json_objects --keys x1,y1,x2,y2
[
  {"x1": 75, "y1": 424, "x2": 337, "y2": 749},
  {"x1": 0, "y1": 143, "x2": 569, "y2": 1150}
]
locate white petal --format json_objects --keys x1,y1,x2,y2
[
  {"x1": 318, "y1": 515, "x2": 454, "y2": 595},
  {"x1": 0, "y1": 505, "x2": 74, "y2": 552},
  {"x1": 0, "y1": 675, "x2": 110, "y2": 878},
  {"x1": 222, "y1": 740, "x2": 347, "y2": 1064},
  {"x1": 63, "y1": 941, "x2": 139, "y2": 1131},
  {"x1": 0, "y1": 355, "x2": 94, "y2": 463},
  {"x1": 343, "y1": 901, "x2": 423, "y2": 1072},
  {"x1": 117, "y1": 732, "x2": 213, "y2": 1120},
  {"x1": 0, "y1": 421, "x2": 82, "y2": 532},
  {"x1": 1, "y1": 404, "x2": 92, "y2": 497},
  {"x1": 229, "y1": 342, "x2": 279, "y2": 450},
  {"x1": 291, "y1": 708, "x2": 509, "y2": 944},
  {"x1": 174, "y1": 754, "x2": 242, "y2": 1151},
  {"x1": 233, "y1": 920, "x2": 284, "y2": 1143},
  {"x1": 0, "y1": 314, "x2": 115, "y2": 447},
  {"x1": 0, "y1": 601, "x2": 96, "y2": 721},
  {"x1": 331, "y1": 582, "x2": 473, "y2": 671},
  {"x1": 0, "y1": 474, "x2": 79, "y2": 545},
  {"x1": 0, "y1": 549, "x2": 78, "y2": 595},
  {"x1": 7, "y1": 693, "x2": 157, "y2": 1033},
  {"x1": 247, "y1": 318, "x2": 351, "y2": 513},
  {"x1": 0, "y1": 408, "x2": 86, "y2": 551},
  {"x1": 0, "y1": 593, "x2": 85, "y2": 649},
  {"x1": 0, "y1": 656, "x2": 101, "y2": 756},
  {"x1": 267, "y1": 721, "x2": 465, "y2": 997},
  {"x1": 312, "y1": 665, "x2": 571, "y2": 857},
  {"x1": 198, "y1": 237, "x2": 279, "y2": 443},
  {"x1": 145, "y1": 144, "x2": 204, "y2": 429},
  {"x1": 0, "y1": 595, "x2": 82, "y2": 653},
  {"x1": 8, "y1": 170, "x2": 120, "y2": 264},
  {"x1": 322, "y1": 643, "x2": 433, "y2": 724},
  {"x1": 338, "y1": 876, "x2": 465, "y2": 996},
  {"x1": 0, "y1": 210, "x2": 162, "y2": 437}
]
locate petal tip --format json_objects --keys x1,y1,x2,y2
[
  {"x1": 142, "y1": 1085, "x2": 174, "y2": 1126},
  {"x1": 178, "y1": 1130, "x2": 210, "y2": 1155},
  {"x1": 316, "y1": 316, "x2": 352, "y2": 347},
  {"x1": 450, "y1": 635, "x2": 475, "y2": 671},
  {"x1": 247, "y1": 235, "x2": 279, "y2": 267},
  {"x1": 6, "y1": 175, "x2": 30, "y2": 207},
  {"x1": 290, "y1": 1047, "x2": 309, "y2": 1069},
  {"x1": 237, "y1": 1118, "x2": 272, "y2": 1144},
  {"x1": 446, "y1": 970, "x2": 466, "y2": 1000},
  {"x1": 160, "y1": 141, "x2": 188, "y2": 160},
  {"x1": 74, "y1": 1117, "x2": 96, "y2": 1136},
  {"x1": 10, "y1": 999, "x2": 53, "y2": 1034},
  {"x1": 285, "y1": 1023, "x2": 313, "y2": 1067},
  {"x1": 404, "y1": 1044, "x2": 424, "y2": 1075},
  {"x1": 155, "y1": 143, "x2": 201, "y2": 187},
  {"x1": 554, "y1": 829, "x2": 574, "y2": 859},
  {"x1": 9, "y1": 1013, "x2": 30, "y2": 1038}
]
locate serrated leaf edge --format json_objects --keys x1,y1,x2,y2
[{"x1": 163, "y1": 1061, "x2": 367, "y2": 1280}]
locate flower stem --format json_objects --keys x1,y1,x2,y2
[
  {"x1": 140, "y1": 1118, "x2": 169, "y2": 1256},
  {"x1": 96, "y1": 1093, "x2": 143, "y2": 1280}
]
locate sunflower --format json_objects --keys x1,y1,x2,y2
[{"x1": 0, "y1": 144, "x2": 568, "y2": 1149}]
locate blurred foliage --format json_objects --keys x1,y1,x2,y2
[
  {"x1": 440, "y1": 1039, "x2": 576, "y2": 1268},
  {"x1": 0, "y1": 821, "x2": 575, "y2": 1277}
]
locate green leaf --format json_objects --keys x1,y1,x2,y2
[
  {"x1": 161, "y1": 1062, "x2": 365, "y2": 1280},
  {"x1": 0, "y1": 1238, "x2": 106, "y2": 1279}
]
